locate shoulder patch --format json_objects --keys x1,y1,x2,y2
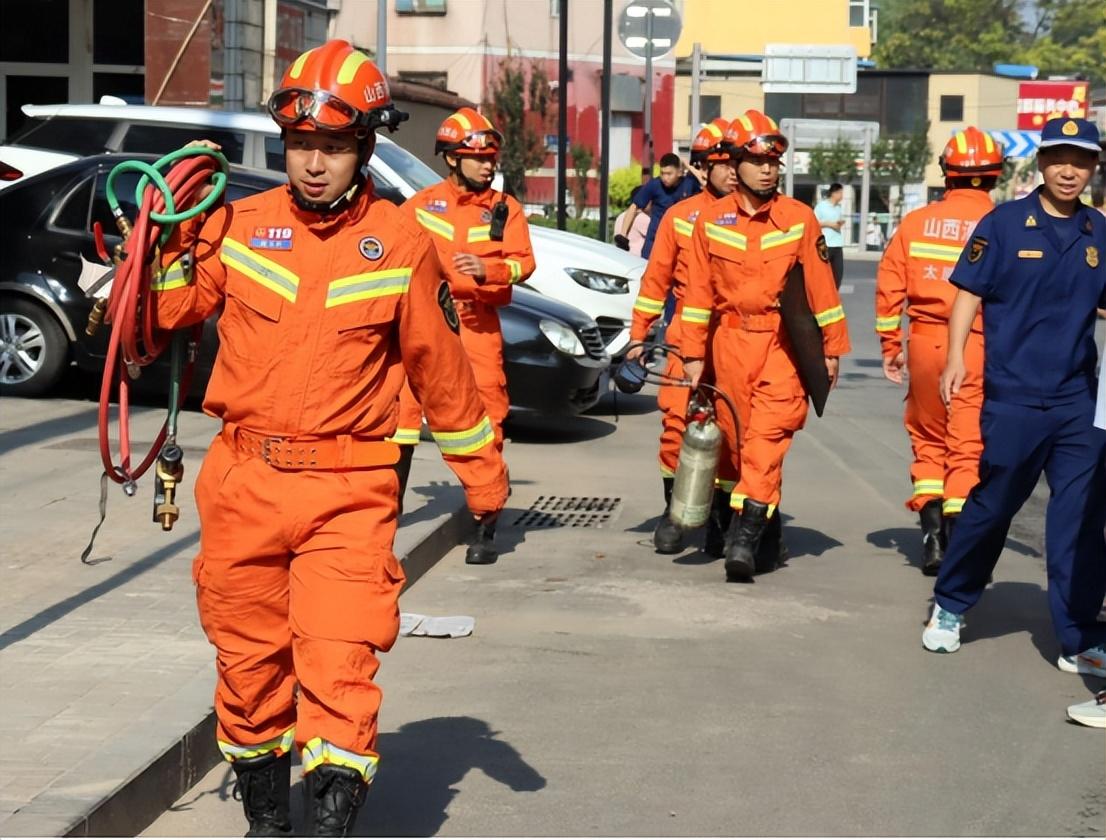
[
  {"x1": 968, "y1": 236, "x2": 988, "y2": 264},
  {"x1": 1087, "y1": 246, "x2": 1099, "y2": 269},
  {"x1": 816, "y1": 234, "x2": 829, "y2": 263},
  {"x1": 438, "y1": 282, "x2": 460, "y2": 334}
]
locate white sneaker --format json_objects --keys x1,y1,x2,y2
[
  {"x1": 1066, "y1": 691, "x2": 1106, "y2": 728},
  {"x1": 1057, "y1": 645, "x2": 1106, "y2": 678},
  {"x1": 922, "y1": 603, "x2": 963, "y2": 653}
]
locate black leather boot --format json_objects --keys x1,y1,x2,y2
[
  {"x1": 754, "y1": 508, "x2": 785, "y2": 574},
  {"x1": 465, "y1": 515, "x2": 498, "y2": 565},
  {"x1": 703, "y1": 489, "x2": 733, "y2": 558},
  {"x1": 724, "y1": 499, "x2": 770, "y2": 582},
  {"x1": 305, "y1": 764, "x2": 368, "y2": 837},
  {"x1": 230, "y1": 752, "x2": 293, "y2": 838},
  {"x1": 653, "y1": 476, "x2": 686, "y2": 554},
  {"x1": 920, "y1": 499, "x2": 945, "y2": 576}
]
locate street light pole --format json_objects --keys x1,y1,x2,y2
[
  {"x1": 643, "y1": 10, "x2": 653, "y2": 179},
  {"x1": 556, "y1": 0, "x2": 569, "y2": 230},
  {"x1": 598, "y1": 0, "x2": 613, "y2": 242},
  {"x1": 689, "y1": 41, "x2": 701, "y2": 137},
  {"x1": 376, "y1": 0, "x2": 387, "y2": 75}
]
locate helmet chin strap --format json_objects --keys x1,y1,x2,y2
[
  {"x1": 287, "y1": 131, "x2": 375, "y2": 215},
  {"x1": 450, "y1": 159, "x2": 493, "y2": 194},
  {"x1": 739, "y1": 176, "x2": 778, "y2": 200}
]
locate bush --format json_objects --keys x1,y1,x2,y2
[
  {"x1": 528, "y1": 215, "x2": 601, "y2": 239},
  {"x1": 607, "y1": 161, "x2": 642, "y2": 211}
]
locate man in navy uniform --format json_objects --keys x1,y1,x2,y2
[{"x1": 922, "y1": 117, "x2": 1106, "y2": 673}]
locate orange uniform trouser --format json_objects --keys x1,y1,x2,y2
[
  {"x1": 193, "y1": 433, "x2": 404, "y2": 779},
  {"x1": 396, "y1": 301, "x2": 508, "y2": 452},
  {"x1": 710, "y1": 321, "x2": 809, "y2": 512},
  {"x1": 657, "y1": 316, "x2": 690, "y2": 477},
  {"x1": 904, "y1": 323, "x2": 985, "y2": 515}
]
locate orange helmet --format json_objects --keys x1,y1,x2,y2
[
  {"x1": 435, "y1": 108, "x2": 503, "y2": 157},
  {"x1": 941, "y1": 127, "x2": 1004, "y2": 178},
  {"x1": 690, "y1": 118, "x2": 733, "y2": 165},
  {"x1": 267, "y1": 40, "x2": 407, "y2": 133},
  {"x1": 724, "y1": 110, "x2": 788, "y2": 158}
]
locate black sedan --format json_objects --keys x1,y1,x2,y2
[{"x1": 0, "y1": 155, "x2": 608, "y2": 414}]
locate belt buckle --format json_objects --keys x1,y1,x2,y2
[{"x1": 260, "y1": 436, "x2": 283, "y2": 466}]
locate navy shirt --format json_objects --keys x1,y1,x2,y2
[
  {"x1": 634, "y1": 173, "x2": 700, "y2": 258},
  {"x1": 950, "y1": 187, "x2": 1106, "y2": 406}
]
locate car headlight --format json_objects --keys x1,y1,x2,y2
[
  {"x1": 564, "y1": 267, "x2": 630, "y2": 294},
  {"x1": 539, "y1": 319, "x2": 586, "y2": 356}
]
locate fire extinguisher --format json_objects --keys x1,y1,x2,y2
[{"x1": 667, "y1": 392, "x2": 722, "y2": 529}]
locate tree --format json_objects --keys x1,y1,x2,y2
[
  {"x1": 874, "y1": 0, "x2": 1025, "y2": 72},
  {"x1": 809, "y1": 136, "x2": 860, "y2": 185},
  {"x1": 569, "y1": 142, "x2": 594, "y2": 219},
  {"x1": 871, "y1": 125, "x2": 931, "y2": 223},
  {"x1": 607, "y1": 161, "x2": 641, "y2": 211},
  {"x1": 1020, "y1": 0, "x2": 1106, "y2": 86},
  {"x1": 484, "y1": 56, "x2": 551, "y2": 201}
]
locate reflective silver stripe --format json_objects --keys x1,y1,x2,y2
[
  {"x1": 302, "y1": 737, "x2": 378, "y2": 782},
  {"x1": 151, "y1": 260, "x2": 190, "y2": 291},
  {"x1": 219, "y1": 728, "x2": 295, "y2": 761},
  {"x1": 431, "y1": 417, "x2": 495, "y2": 455},
  {"x1": 220, "y1": 238, "x2": 299, "y2": 302},
  {"x1": 326, "y1": 268, "x2": 412, "y2": 308}
]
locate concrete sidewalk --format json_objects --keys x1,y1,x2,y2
[
  {"x1": 148, "y1": 268, "x2": 1103, "y2": 836},
  {"x1": 0, "y1": 396, "x2": 469, "y2": 837}
]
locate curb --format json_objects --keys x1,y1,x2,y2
[{"x1": 4, "y1": 494, "x2": 471, "y2": 839}]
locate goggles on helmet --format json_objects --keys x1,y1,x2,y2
[
  {"x1": 742, "y1": 134, "x2": 788, "y2": 158},
  {"x1": 268, "y1": 87, "x2": 368, "y2": 131}
]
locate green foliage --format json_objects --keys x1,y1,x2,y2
[
  {"x1": 607, "y1": 161, "x2": 642, "y2": 210},
  {"x1": 528, "y1": 213, "x2": 600, "y2": 238},
  {"x1": 570, "y1": 141, "x2": 594, "y2": 219},
  {"x1": 874, "y1": 0, "x2": 1105, "y2": 85},
  {"x1": 484, "y1": 56, "x2": 551, "y2": 201},
  {"x1": 809, "y1": 137, "x2": 860, "y2": 184},
  {"x1": 872, "y1": 125, "x2": 932, "y2": 221}
]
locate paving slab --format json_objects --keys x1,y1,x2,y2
[{"x1": 0, "y1": 393, "x2": 468, "y2": 837}]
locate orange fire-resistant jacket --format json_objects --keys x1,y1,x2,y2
[
  {"x1": 875, "y1": 188, "x2": 992, "y2": 358},
  {"x1": 406, "y1": 179, "x2": 535, "y2": 308},
  {"x1": 681, "y1": 192, "x2": 851, "y2": 361},
  {"x1": 152, "y1": 184, "x2": 508, "y2": 515},
  {"x1": 630, "y1": 189, "x2": 724, "y2": 342}
]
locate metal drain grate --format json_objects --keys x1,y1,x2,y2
[{"x1": 513, "y1": 495, "x2": 622, "y2": 529}]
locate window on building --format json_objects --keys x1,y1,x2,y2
[
  {"x1": 0, "y1": 0, "x2": 69, "y2": 63},
  {"x1": 940, "y1": 95, "x2": 964, "y2": 122},
  {"x1": 690, "y1": 95, "x2": 722, "y2": 124},
  {"x1": 395, "y1": 0, "x2": 447, "y2": 14},
  {"x1": 849, "y1": 0, "x2": 869, "y2": 27}
]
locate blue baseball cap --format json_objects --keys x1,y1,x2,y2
[{"x1": 1038, "y1": 116, "x2": 1101, "y2": 153}]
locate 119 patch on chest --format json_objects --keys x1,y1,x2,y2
[
  {"x1": 438, "y1": 282, "x2": 460, "y2": 334},
  {"x1": 250, "y1": 226, "x2": 293, "y2": 249}
]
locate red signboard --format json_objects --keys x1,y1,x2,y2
[{"x1": 1016, "y1": 81, "x2": 1088, "y2": 130}]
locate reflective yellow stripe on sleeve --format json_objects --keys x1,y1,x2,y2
[
  {"x1": 505, "y1": 258, "x2": 523, "y2": 283},
  {"x1": 220, "y1": 238, "x2": 300, "y2": 303},
  {"x1": 943, "y1": 497, "x2": 966, "y2": 515},
  {"x1": 414, "y1": 208, "x2": 455, "y2": 242},
  {"x1": 151, "y1": 258, "x2": 191, "y2": 292},
  {"x1": 219, "y1": 728, "x2": 295, "y2": 762},
  {"x1": 814, "y1": 305, "x2": 845, "y2": 327},
  {"x1": 908, "y1": 241, "x2": 963, "y2": 263},
  {"x1": 431, "y1": 416, "x2": 495, "y2": 456},
  {"x1": 633, "y1": 295, "x2": 665, "y2": 315},
  {"x1": 326, "y1": 268, "x2": 411, "y2": 308},
  {"x1": 876, "y1": 315, "x2": 902, "y2": 333},
  {"x1": 302, "y1": 737, "x2": 379, "y2": 783},
  {"x1": 387, "y1": 428, "x2": 422, "y2": 446},
  {"x1": 681, "y1": 307, "x2": 712, "y2": 324},
  {"x1": 913, "y1": 479, "x2": 945, "y2": 496},
  {"x1": 467, "y1": 225, "x2": 491, "y2": 243}
]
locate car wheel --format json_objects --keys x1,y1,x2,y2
[{"x1": 0, "y1": 298, "x2": 69, "y2": 397}]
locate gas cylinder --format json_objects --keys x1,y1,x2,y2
[{"x1": 668, "y1": 396, "x2": 722, "y2": 529}]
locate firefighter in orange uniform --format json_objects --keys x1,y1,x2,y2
[
  {"x1": 626, "y1": 117, "x2": 737, "y2": 556},
  {"x1": 875, "y1": 127, "x2": 1001, "y2": 575},
  {"x1": 682, "y1": 110, "x2": 851, "y2": 582},
  {"x1": 152, "y1": 42, "x2": 508, "y2": 836},
  {"x1": 393, "y1": 107, "x2": 535, "y2": 565}
]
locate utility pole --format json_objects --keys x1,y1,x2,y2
[
  {"x1": 376, "y1": 0, "x2": 387, "y2": 74},
  {"x1": 689, "y1": 41, "x2": 701, "y2": 136},
  {"x1": 598, "y1": 0, "x2": 612, "y2": 241},
  {"x1": 642, "y1": 10, "x2": 653, "y2": 178},
  {"x1": 556, "y1": 0, "x2": 569, "y2": 229}
]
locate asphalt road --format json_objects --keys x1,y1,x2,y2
[{"x1": 144, "y1": 258, "x2": 1105, "y2": 837}]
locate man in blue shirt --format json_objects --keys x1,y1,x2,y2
[
  {"x1": 814, "y1": 182, "x2": 846, "y2": 288},
  {"x1": 921, "y1": 117, "x2": 1106, "y2": 672},
  {"x1": 615, "y1": 152, "x2": 702, "y2": 259}
]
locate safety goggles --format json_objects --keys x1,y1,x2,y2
[
  {"x1": 744, "y1": 135, "x2": 788, "y2": 158},
  {"x1": 268, "y1": 88, "x2": 366, "y2": 131},
  {"x1": 458, "y1": 130, "x2": 503, "y2": 152}
]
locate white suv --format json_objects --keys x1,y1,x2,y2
[{"x1": 1, "y1": 102, "x2": 644, "y2": 355}]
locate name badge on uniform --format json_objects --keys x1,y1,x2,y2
[
  {"x1": 250, "y1": 226, "x2": 293, "y2": 249},
  {"x1": 1017, "y1": 249, "x2": 1044, "y2": 259},
  {"x1": 716, "y1": 212, "x2": 737, "y2": 226},
  {"x1": 1088, "y1": 246, "x2": 1100, "y2": 268}
]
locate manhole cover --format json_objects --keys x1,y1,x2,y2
[{"x1": 512, "y1": 495, "x2": 622, "y2": 529}]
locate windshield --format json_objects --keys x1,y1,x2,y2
[
  {"x1": 373, "y1": 141, "x2": 442, "y2": 192},
  {"x1": 6, "y1": 116, "x2": 116, "y2": 154}
]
